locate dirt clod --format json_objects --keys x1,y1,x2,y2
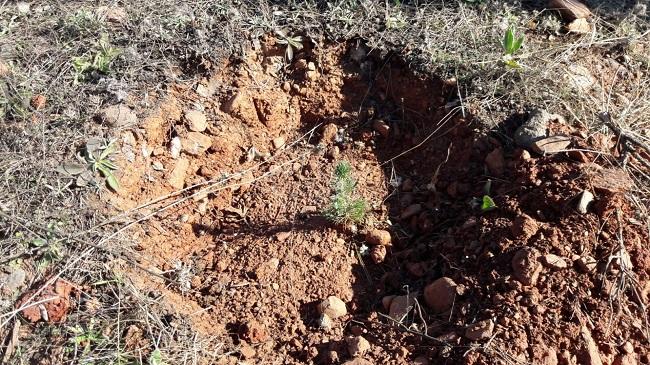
[
  {"x1": 485, "y1": 148, "x2": 505, "y2": 175},
  {"x1": 321, "y1": 123, "x2": 339, "y2": 145},
  {"x1": 99, "y1": 104, "x2": 137, "y2": 126},
  {"x1": 423, "y1": 277, "x2": 457, "y2": 313},
  {"x1": 388, "y1": 294, "x2": 415, "y2": 322},
  {"x1": 30, "y1": 94, "x2": 46, "y2": 111},
  {"x1": 577, "y1": 255, "x2": 597, "y2": 272},
  {"x1": 464, "y1": 319, "x2": 494, "y2": 341},
  {"x1": 511, "y1": 214, "x2": 540, "y2": 242},
  {"x1": 318, "y1": 296, "x2": 347, "y2": 319},
  {"x1": 512, "y1": 247, "x2": 543, "y2": 286},
  {"x1": 365, "y1": 229, "x2": 391, "y2": 246},
  {"x1": 185, "y1": 110, "x2": 208, "y2": 132},
  {"x1": 168, "y1": 157, "x2": 189, "y2": 189},
  {"x1": 181, "y1": 132, "x2": 212, "y2": 155},
  {"x1": 541, "y1": 254, "x2": 568, "y2": 270},
  {"x1": 346, "y1": 336, "x2": 370, "y2": 357},
  {"x1": 370, "y1": 245, "x2": 387, "y2": 264}
]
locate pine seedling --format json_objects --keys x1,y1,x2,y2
[{"x1": 323, "y1": 161, "x2": 367, "y2": 224}]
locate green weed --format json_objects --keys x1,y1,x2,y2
[
  {"x1": 275, "y1": 30, "x2": 303, "y2": 61},
  {"x1": 72, "y1": 36, "x2": 120, "y2": 83},
  {"x1": 501, "y1": 25, "x2": 524, "y2": 68},
  {"x1": 323, "y1": 161, "x2": 367, "y2": 225}
]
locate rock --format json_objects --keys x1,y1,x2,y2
[
  {"x1": 185, "y1": 110, "x2": 208, "y2": 132},
  {"x1": 531, "y1": 135, "x2": 572, "y2": 154},
  {"x1": 370, "y1": 245, "x2": 387, "y2": 264},
  {"x1": 567, "y1": 17, "x2": 591, "y2": 33},
  {"x1": 533, "y1": 346, "x2": 559, "y2": 365},
  {"x1": 622, "y1": 342, "x2": 634, "y2": 354},
  {"x1": 365, "y1": 229, "x2": 391, "y2": 246},
  {"x1": 275, "y1": 231, "x2": 291, "y2": 242},
  {"x1": 4, "y1": 268, "x2": 26, "y2": 292},
  {"x1": 307, "y1": 62, "x2": 316, "y2": 71},
  {"x1": 510, "y1": 214, "x2": 539, "y2": 241},
  {"x1": 16, "y1": 2, "x2": 30, "y2": 14},
  {"x1": 382, "y1": 295, "x2": 396, "y2": 311},
  {"x1": 542, "y1": 254, "x2": 568, "y2": 270},
  {"x1": 346, "y1": 336, "x2": 370, "y2": 357},
  {"x1": 577, "y1": 255, "x2": 597, "y2": 272},
  {"x1": 152, "y1": 161, "x2": 164, "y2": 171},
  {"x1": 400, "y1": 204, "x2": 422, "y2": 220},
  {"x1": 514, "y1": 109, "x2": 564, "y2": 149},
  {"x1": 579, "y1": 326, "x2": 603, "y2": 365},
  {"x1": 239, "y1": 343, "x2": 256, "y2": 359},
  {"x1": 613, "y1": 354, "x2": 638, "y2": 365},
  {"x1": 318, "y1": 313, "x2": 333, "y2": 330},
  {"x1": 320, "y1": 123, "x2": 338, "y2": 145},
  {"x1": 406, "y1": 262, "x2": 427, "y2": 277},
  {"x1": 464, "y1": 319, "x2": 494, "y2": 341},
  {"x1": 548, "y1": 0, "x2": 591, "y2": 21},
  {"x1": 168, "y1": 158, "x2": 189, "y2": 189},
  {"x1": 0, "y1": 60, "x2": 10, "y2": 77},
  {"x1": 99, "y1": 104, "x2": 137, "y2": 126},
  {"x1": 272, "y1": 136, "x2": 285, "y2": 150},
  {"x1": 485, "y1": 148, "x2": 505, "y2": 175},
  {"x1": 169, "y1": 137, "x2": 181, "y2": 159},
  {"x1": 182, "y1": 132, "x2": 212, "y2": 155},
  {"x1": 424, "y1": 277, "x2": 457, "y2": 313},
  {"x1": 512, "y1": 247, "x2": 542, "y2": 286},
  {"x1": 388, "y1": 295, "x2": 415, "y2": 322},
  {"x1": 317, "y1": 296, "x2": 347, "y2": 319},
  {"x1": 373, "y1": 120, "x2": 390, "y2": 137},
  {"x1": 566, "y1": 64, "x2": 596, "y2": 92},
  {"x1": 576, "y1": 190, "x2": 594, "y2": 214}
]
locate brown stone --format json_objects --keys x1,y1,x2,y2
[
  {"x1": 424, "y1": 277, "x2": 457, "y2": 313},
  {"x1": 321, "y1": 123, "x2": 338, "y2": 145},
  {"x1": 365, "y1": 229, "x2": 392, "y2": 246},
  {"x1": 485, "y1": 148, "x2": 505, "y2": 175},
  {"x1": 464, "y1": 319, "x2": 494, "y2": 341},
  {"x1": 168, "y1": 158, "x2": 189, "y2": 189},
  {"x1": 346, "y1": 336, "x2": 370, "y2": 357},
  {"x1": 370, "y1": 245, "x2": 387, "y2": 264},
  {"x1": 512, "y1": 247, "x2": 542, "y2": 286},
  {"x1": 388, "y1": 295, "x2": 415, "y2": 322},
  {"x1": 541, "y1": 254, "x2": 568, "y2": 270},
  {"x1": 531, "y1": 135, "x2": 572, "y2": 154}
]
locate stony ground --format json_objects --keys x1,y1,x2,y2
[{"x1": 1, "y1": 1, "x2": 649, "y2": 364}]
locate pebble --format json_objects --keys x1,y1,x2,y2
[
  {"x1": 168, "y1": 158, "x2": 189, "y2": 189},
  {"x1": 510, "y1": 214, "x2": 539, "y2": 241},
  {"x1": 239, "y1": 343, "x2": 256, "y2": 359},
  {"x1": 531, "y1": 135, "x2": 572, "y2": 154},
  {"x1": 382, "y1": 295, "x2": 396, "y2": 311},
  {"x1": 365, "y1": 229, "x2": 391, "y2": 246},
  {"x1": 169, "y1": 137, "x2": 181, "y2": 159},
  {"x1": 388, "y1": 295, "x2": 415, "y2": 322},
  {"x1": 318, "y1": 313, "x2": 332, "y2": 330},
  {"x1": 567, "y1": 18, "x2": 591, "y2": 34},
  {"x1": 370, "y1": 245, "x2": 387, "y2": 264},
  {"x1": 576, "y1": 190, "x2": 594, "y2": 214},
  {"x1": 579, "y1": 326, "x2": 603, "y2": 365},
  {"x1": 317, "y1": 296, "x2": 347, "y2": 319},
  {"x1": 99, "y1": 104, "x2": 137, "y2": 127},
  {"x1": 541, "y1": 254, "x2": 568, "y2": 270},
  {"x1": 485, "y1": 148, "x2": 505, "y2": 175},
  {"x1": 424, "y1": 277, "x2": 457, "y2": 313},
  {"x1": 373, "y1": 120, "x2": 390, "y2": 138},
  {"x1": 185, "y1": 110, "x2": 208, "y2": 132},
  {"x1": 464, "y1": 319, "x2": 494, "y2": 341},
  {"x1": 152, "y1": 161, "x2": 164, "y2": 171},
  {"x1": 272, "y1": 136, "x2": 285, "y2": 150},
  {"x1": 320, "y1": 123, "x2": 338, "y2": 145},
  {"x1": 346, "y1": 336, "x2": 370, "y2": 357},
  {"x1": 182, "y1": 132, "x2": 212, "y2": 155},
  {"x1": 577, "y1": 255, "x2": 598, "y2": 273},
  {"x1": 512, "y1": 247, "x2": 543, "y2": 286},
  {"x1": 400, "y1": 204, "x2": 422, "y2": 220},
  {"x1": 275, "y1": 231, "x2": 291, "y2": 242}
]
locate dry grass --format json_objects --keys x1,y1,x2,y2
[{"x1": 0, "y1": 0, "x2": 648, "y2": 363}]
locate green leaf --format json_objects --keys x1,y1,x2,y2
[
  {"x1": 31, "y1": 238, "x2": 47, "y2": 247},
  {"x1": 481, "y1": 195, "x2": 497, "y2": 212},
  {"x1": 503, "y1": 27, "x2": 514, "y2": 54},
  {"x1": 149, "y1": 349, "x2": 166, "y2": 365},
  {"x1": 513, "y1": 35, "x2": 524, "y2": 53},
  {"x1": 105, "y1": 172, "x2": 120, "y2": 191}
]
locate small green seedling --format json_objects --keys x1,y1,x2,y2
[
  {"x1": 501, "y1": 25, "x2": 524, "y2": 68},
  {"x1": 85, "y1": 141, "x2": 120, "y2": 191},
  {"x1": 149, "y1": 349, "x2": 167, "y2": 365},
  {"x1": 323, "y1": 161, "x2": 367, "y2": 225},
  {"x1": 481, "y1": 195, "x2": 497, "y2": 212},
  {"x1": 72, "y1": 36, "x2": 121, "y2": 83},
  {"x1": 275, "y1": 30, "x2": 303, "y2": 61}
]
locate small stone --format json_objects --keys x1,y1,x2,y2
[
  {"x1": 400, "y1": 204, "x2": 422, "y2": 220},
  {"x1": 275, "y1": 231, "x2": 291, "y2": 242},
  {"x1": 464, "y1": 319, "x2": 494, "y2": 341},
  {"x1": 272, "y1": 136, "x2": 285, "y2": 150},
  {"x1": 342, "y1": 359, "x2": 372, "y2": 365},
  {"x1": 239, "y1": 343, "x2": 256, "y2": 359},
  {"x1": 152, "y1": 161, "x2": 164, "y2": 171},
  {"x1": 373, "y1": 120, "x2": 390, "y2": 138},
  {"x1": 406, "y1": 262, "x2": 427, "y2": 277},
  {"x1": 30, "y1": 94, "x2": 46, "y2": 111},
  {"x1": 168, "y1": 158, "x2": 189, "y2": 189},
  {"x1": 16, "y1": 2, "x2": 30, "y2": 14},
  {"x1": 4, "y1": 268, "x2": 26, "y2": 292},
  {"x1": 320, "y1": 123, "x2": 338, "y2": 145},
  {"x1": 370, "y1": 245, "x2": 387, "y2": 264},
  {"x1": 531, "y1": 135, "x2": 572, "y2": 154},
  {"x1": 346, "y1": 336, "x2": 370, "y2": 357},
  {"x1": 97, "y1": 6, "x2": 128, "y2": 23},
  {"x1": 579, "y1": 326, "x2": 603, "y2": 365},
  {"x1": 512, "y1": 247, "x2": 543, "y2": 286},
  {"x1": 485, "y1": 148, "x2": 505, "y2": 175},
  {"x1": 243, "y1": 320, "x2": 268, "y2": 344},
  {"x1": 185, "y1": 110, "x2": 208, "y2": 132},
  {"x1": 195, "y1": 84, "x2": 210, "y2": 97},
  {"x1": 318, "y1": 313, "x2": 333, "y2": 330},
  {"x1": 307, "y1": 62, "x2": 316, "y2": 71},
  {"x1": 549, "y1": 0, "x2": 592, "y2": 21},
  {"x1": 514, "y1": 109, "x2": 564, "y2": 149},
  {"x1": 613, "y1": 354, "x2": 638, "y2": 365},
  {"x1": 424, "y1": 277, "x2": 457, "y2": 313},
  {"x1": 622, "y1": 342, "x2": 634, "y2": 354},
  {"x1": 0, "y1": 61, "x2": 10, "y2": 77},
  {"x1": 282, "y1": 82, "x2": 291, "y2": 92},
  {"x1": 382, "y1": 295, "x2": 396, "y2": 311},
  {"x1": 365, "y1": 229, "x2": 391, "y2": 246},
  {"x1": 567, "y1": 18, "x2": 591, "y2": 33},
  {"x1": 169, "y1": 137, "x2": 181, "y2": 159},
  {"x1": 576, "y1": 190, "x2": 594, "y2": 214},
  {"x1": 577, "y1": 255, "x2": 597, "y2": 272},
  {"x1": 541, "y1": 254, "x2": 568, "y2": 270},
  {"x1": 317, "y1": 296, "x2": 347, "y2": 319},
  {"x1": 99, "y1": 104, "x2": 137, "y2": 127},
  {"x1": 182, "y1": 132, "x2": 212, "y2": 155},
  {"x1": 389, "y1": 295, "x2": 415, "y2": 322}
]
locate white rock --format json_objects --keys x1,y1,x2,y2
[
  {"x1": 317, "y1": 296, "x2": 347, "y2": 319},
  {"x1": 576, "y1": 190, "x2": 594, "y2": 214},
  {"x1": 185, "y1": 110, "x2": 208, "y2": 132},
  {"x1": 170, "y1": 137, "x2": 181, "y2": 159}
]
